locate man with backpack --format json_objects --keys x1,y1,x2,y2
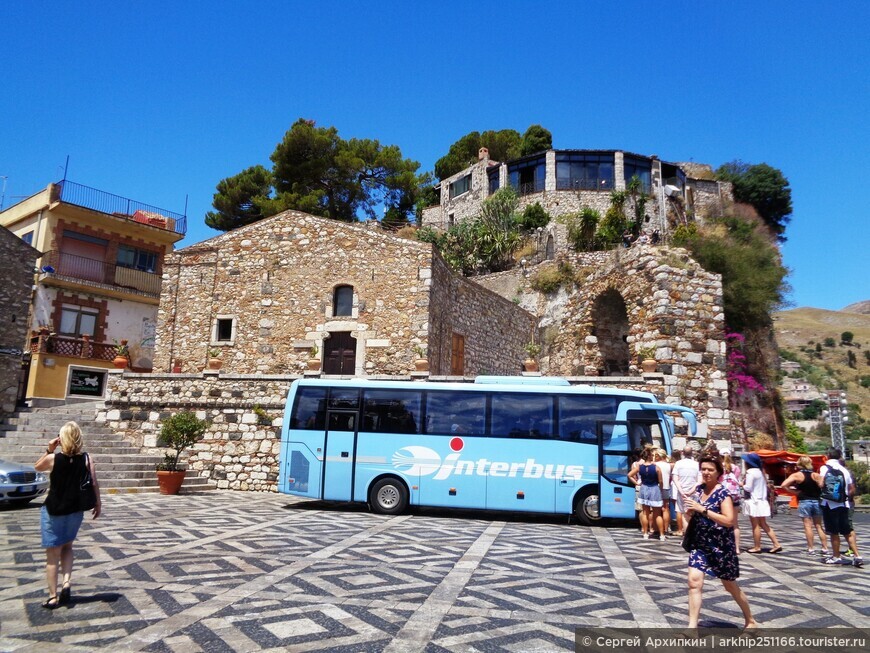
[{"x1": 818, "y1": 448, "x2": 862, "y2": 567}]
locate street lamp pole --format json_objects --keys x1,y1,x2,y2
[{"x1": 826, "y1": 390, "x2": 848, "y2": 453}]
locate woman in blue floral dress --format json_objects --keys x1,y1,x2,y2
[{"x1": 683, "y1": 456, "x2": 757, "y2": 629}]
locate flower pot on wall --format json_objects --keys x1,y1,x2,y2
[
  {"x1": 156, "y1": 470, "x2": 186, "y2": 495},
  {"x1": 112, "y1": 356, "x2": 128, "y2": 369},
  {"x1": 307, "y1": 358, "x2": 321, "y2": 371},
  {"x1": 414, "y1": 358, "x2": 429, "y2": 372},
  {"x1": 523, "y1": 358, "x2": 539, "y2": 372},
  {"x1": 641, "y1": 358, "x2": 658, "y2": 373},
  {"x1": 207, "y1": 358, "x2": 222, "y2": 370}
]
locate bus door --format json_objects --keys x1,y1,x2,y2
[
  {"x1": 322, "y1": 410, "x2": 358, "y2": 501},
  {"x1": 597, "y1": 421, "x2": 637, "y2": 519}
]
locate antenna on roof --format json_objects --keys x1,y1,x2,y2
[{"x1": 62, "y1": 155, "x2": 69, "y2": 182}]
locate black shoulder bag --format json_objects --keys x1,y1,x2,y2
[
  {"x1": 78, "y1": 453, "x2": 97, "y2": 511},
  {"x1": 681, "y1": 514, "x2": 699, "y2": 552}
]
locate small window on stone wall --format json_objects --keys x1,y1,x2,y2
[
  {"x1": 333, "y1": 285, "x2": 353, "y2": 317},
  {"x1": 215, "y1": 317, "x2": 234, "y2": 343}
]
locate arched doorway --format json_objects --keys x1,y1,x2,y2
[
  {"x1": 591, "y1": 289, "x2": 630, "y2": 375},
  {"x1": 545, "y1": 235, "x2": 555, "y2": 260}
]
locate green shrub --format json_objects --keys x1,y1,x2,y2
[
  {"x1": 517, "y1": 202, "x2": 550, "y2": 231},
  {"x1": 157, "y1": 412, "x2": 209, "y2": 471}
]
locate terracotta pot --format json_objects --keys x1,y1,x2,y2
[
  {"x1": 207, "y1": 358, "x2": 222, "y2": 370},
  {"x1": 172, "y1": 361, "x2": 183, "y2": 373},
  {"x1": 414, "y1": 358, "x2": 429, "y2": 372},
  {"x1": 307, "y1": 358, "x2": 321, "y2": 371},
  {"x1": 641, "y1": 358, "x2": 658, "y2": 373},
  {"x1": 523, "y1": 358, "x2": 539, "y2": 372},
  {"x1": 156, "y1": 470, "x2": 186, "y2": 495},
  {"x1": 112, "y1": 356, "x2": 128, "y2": 369}
]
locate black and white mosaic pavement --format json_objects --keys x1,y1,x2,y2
[{"x1": 1, "y1": 493, "x2": 867, "y2": 652}]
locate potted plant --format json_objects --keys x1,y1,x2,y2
[
  {"x1": 413, "y1": 344, "x2": 429, "y2": 372},
  {"x1": 523, "y1": 342, "x2": 541, "y2": 372},
  {"x1": 307, "y1": 343, "x2": 321, "y2": 371},
  {"x1": 638, "y1": 345, "x2": 657, "y2": 373},
  {"x1": 207, "y1": 347, "x2": 222, "y2": 370},
  {"x1": 113, "y1": 341, "x2": 130, "y2": 369},
  {"x1": 156, "y1": 411, "x2": 208, "y2": 495}
]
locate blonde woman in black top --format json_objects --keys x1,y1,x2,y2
[{"x1": 34, "y1": 421, "x2": 101, "y2": 609}]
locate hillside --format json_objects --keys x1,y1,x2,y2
[
  {"x1": 773, "y1": 307, "x2": 870, "y2": 445},
  {"x1": 843, "y1": 300, "x2": 870, "y2": 315}
]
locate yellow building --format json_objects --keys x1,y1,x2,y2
[{"x1": 0, "y1": 181, "x2": 185, "y2": 401}]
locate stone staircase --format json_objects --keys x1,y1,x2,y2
[{"x1": 0, "y1": 401, "x2": 215, "y2": 494}]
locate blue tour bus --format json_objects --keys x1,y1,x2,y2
[{"x1": 278, "y1": 376, "x2": 697, "y2": 524}]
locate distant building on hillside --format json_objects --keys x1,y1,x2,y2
[{"x1": 421, "y1": 147, "x2": 732, "y2": 257}]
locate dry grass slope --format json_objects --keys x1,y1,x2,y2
[{"x1": 774, "y1": 307, "x2": 870, "y2": 430}]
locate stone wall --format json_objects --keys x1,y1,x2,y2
[
  {"x1": 428, "y1": 252, "x2": 537, "y2": 375},
  {"x1": 688, "y1": 178, "x2": 733, "y2": 220},
  {"x1": 98, "y1": 372, "x2": 293, "y2": 491},
  {"x1": 473, "y1": 246, "x2": 730, "y2": 440},
  {"x1": 155, "y1": 211, "x2": 435, "y2": 376},
  {"x1": 0, "y1": 228, "x2": 38, "y2": 414}
]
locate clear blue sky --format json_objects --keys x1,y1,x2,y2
[{"x1": 2, "y1": 1, "x2": 867, "y2": 311}]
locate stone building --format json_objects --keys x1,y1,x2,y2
[
  {"x1": 155, "y1": 210, "x2": 536, "y2": 377},
  {"x1": 0, "y1": 226, "x2": 39, "y2": 414},
  {"x1": 422, "y1": 148, "x2": 733, "y2": 252},
  {"x1": 0, "y1": 181, "x2": 185, "y2": 402}
]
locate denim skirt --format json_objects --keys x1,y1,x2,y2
[{"x1": 41, "y1": 505, "x2": 84, "y2": 547}]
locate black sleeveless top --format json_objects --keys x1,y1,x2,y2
[
  {"x1": 44, "y1": 453, "x2": 88, "y2": 516},
  {"x1": 797, "y1": 469, "x2": 821, "y2": 501}
]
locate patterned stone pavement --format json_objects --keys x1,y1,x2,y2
[{"x1": 1, "y1": 492, "x2": 867, "y2": 652}]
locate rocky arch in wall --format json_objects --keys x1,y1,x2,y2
[{"x1": 590, "y1": 288, "x2": 631, "y2": 375}]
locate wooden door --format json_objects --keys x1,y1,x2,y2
[
  {"x1": 323, "y1": 332, "x2": 356, "y2": 375},
  {"x1": 451, "y1": 334, "x2": 465, "y2": 376}
]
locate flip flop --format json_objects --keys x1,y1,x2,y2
[
  {"x1": 746, "y1": 549, "x2": 762, "y2": 554},
  {"x1": 769, "y1": 546, "x2": 783, "y2": 554}
]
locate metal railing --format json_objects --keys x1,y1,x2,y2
[
  {"x1": 30, "y1": 333, "x2": 120, "y2": 361},
  {"x1": 555, "y1": 178, "x2": 615, "y2": 191},
  {"x1": 510, "y1": 179, "x2": 546, "y2": 196},
  {"x1": 55, "y1": 180, "x2": 187, "y2": 235},
  {"x1": 41, "y1": 250, "x2": 162, "y2": 297}
]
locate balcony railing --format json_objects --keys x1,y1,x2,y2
[
  {"x1": 30, "y1": 333, "x2": 121, "y2": 362},
  {"x1": 555, "y1": 178, "x2": 615, "y2": 192},
  {"x1": 509, "y1": 179, "x2": 546, "y2": 196},
  {"x1": 41, "y1": 250, "x2": 162, "y2": 297},
  {"x1": 54, "y1": 180, "x2": 187, "y2": 236}
]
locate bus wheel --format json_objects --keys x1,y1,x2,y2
[
  {"x1": 370, "y1": 477, "x2": 409, "y2": 515},
  {"x1": 574, "y1": 488, "x2": 601, "y2": 526}
]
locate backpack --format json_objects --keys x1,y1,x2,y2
[
  {"x1": 821, "y1": 467, "x2": 847, "y2": 503},
  {"x1": 722, "y1": 471, "x2": 741, "y2": 503}
]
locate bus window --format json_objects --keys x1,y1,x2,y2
[
  {"x1": 362, "y1": 390, "x2": 422, "y2": 434},
  {"x1": 328, "y1": 412, "x2": 356, "y2": 431},
  {"x1": 329, "y1": 388, "x2": 359, "y2": 410},
  {"x1": 425, "y1": 391, "x2": 486, "y2": 436},
  {"x1": 558, "y1": 395, "x2": 618, "y2": 442},
  {"x1": 491, "y1": 393, "x2": 554, "y2": 439},
  {"x1": 291, "y1": 387, "x2": 327, "y2": 429},
  {"x1": 629, "y1": 420, "x2": 664, "y2": 450}
]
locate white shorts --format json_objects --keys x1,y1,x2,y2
[{"x1": 743, "y1": 498, "x2": 771, "y2": 518}]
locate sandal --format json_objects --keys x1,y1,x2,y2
[
  {"x1": 746, "y1": 548, "x2": 762, "y2": 554},
  {"x1": 41, "y1": 596, "x2": 60, "y2": 610},
  {"x1": 769, "y1": 546, "x2": 783, "y2": 554},
  {"x1": 60, "y1": 582, "x2": 71, "y2": 605}
]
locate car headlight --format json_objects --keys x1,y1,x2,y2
[
  {"x1": 0, "y1": 473, "x2": 8, "y2": 484},
  {"x1": 36, "y1": 472, "x2": 48, "y2": 483}
]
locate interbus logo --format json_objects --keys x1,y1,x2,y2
[{"x1": 391, "y1": 446, "x2": 585, "y2": 481}]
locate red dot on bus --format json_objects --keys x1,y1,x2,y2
[{"x1": 449, "y1": 437, "x2": 463, "y2": 452}]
